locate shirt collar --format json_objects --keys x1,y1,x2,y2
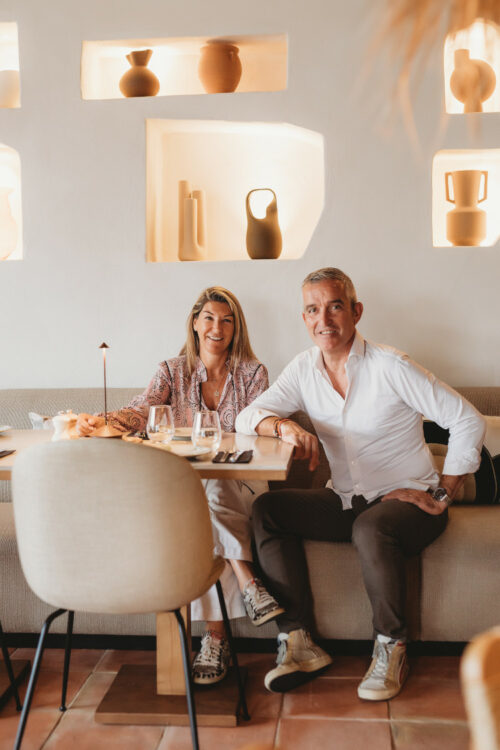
[
  {"x1": 195, "y1": 357, "x2": 232, "y2": 383},
  {"x1": 312, "y1": 330, "x2": 365, "y2": 373}
]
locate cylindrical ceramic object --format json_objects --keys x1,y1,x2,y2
[
  {"x1": 191, "y1": 189, "x2": 207, "y2": 248},
  {"x1": 119, "y1": 49, "x2": 160, "y2": 98},
  {"x1": 0, "y1": 188, "x2": 17, "y2": 260},
  {"x1": 246, "y1": 189, "x2": 282, "y2": 260},
  {"x1": 0, "y1": 70, "x2": 20, "y2": 108},
  {"x1": 178, "y1": 180, "x2": 191, "y2": 255},
  {"x1": 180, "y1": 197, "x2": 206, "y2": 261},
  {"x1": 445, "y1": 169, "x2": 488, "y2": 246},
  {"x1": 198, "y1": 42, "x2": 242, "y2": 93}
]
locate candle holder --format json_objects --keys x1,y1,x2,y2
[{"x1": 91, "y1": 342, "x2": 123, "y2": 438}]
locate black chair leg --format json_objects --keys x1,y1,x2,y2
[
  {"x1": 0, "y1": 618, "x2": 22, "y2": 711},
  {"x1": 60, "y1": 610, "x2": 74, "y2": 711},
  {"x1": 174, "y1": 609, "x2": 200, "y2": 750},
  {"x1": 14, "y1": 609, "x2": 66, "y2": 750},
  {"x1": 216, "y1": 579, "x2": 250, "y2": 721}
]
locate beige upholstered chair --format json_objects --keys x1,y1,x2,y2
[
  {"x1": 461, "y1": 626, "x2": 500, "y2": 750},
  {"x1": 0, "y1": 503, "x2": 23, "y2": 711},
  {"x1": 12, "y1": 439, "x2": 248, "y2": 750}
]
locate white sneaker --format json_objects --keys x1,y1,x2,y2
[
  {"x1": 357, "y1": 636, "x2": 409, "y2": 701},
  {"x1": 242, "y1": 578, "x2": 285, "y2": 626},
  {"x1": 264, "y1": 629, "x2": 332, "y2": 693},
  {"x1": 192, "y1": 630, "x2": 231, "y2": 685}
]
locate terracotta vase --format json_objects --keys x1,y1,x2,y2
[
  {"x1": 0, "y1": 188, "x2": 17, "y2": 260},
  {"x1": 119, "y1": 49, "x2": 160, "y2": 98},
  {"x1": 450, "y1": 49, "x2": 496, "y2": 113},
  {"x1": 246, "y1": 189, "x2": 282, "y2": 259},
  {"x1": 0, "y1": 70, "x2": 20, "y2": 108},
  {"x1": 198, "y1": 42, "x2": 242, "y2": 93},
  {"x1": 445, "y1": 169, "x2": 488, "y2": 246}
]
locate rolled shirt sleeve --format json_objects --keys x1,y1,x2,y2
[
  {"x1": 389, "y1": 356, "x2": 486, "y2": 476},
  {"x1": 235, "y1": 358, "x2": 305, "y2": 434}
]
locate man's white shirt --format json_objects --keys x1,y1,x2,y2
[{"x1": 235, "y1": 332, "x2": 486, "y2": 509}]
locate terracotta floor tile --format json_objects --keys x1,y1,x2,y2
[
  {"x1": 42, "y1": 709, "x2": 164, "y2": 750},
  {"x1": 70, "y1": 672, "x2": 117, "y2": 710},
  {"x1": 409, "y1": 655, "x2": 461, "y2": 681},
  {"x1": 0, "y1": 708, "x2": 62, "y2": 750},
  {"x1": 158, "y1": 717, "x2": 278, "y2": 750},
  {"x1": 11, "y1": 648, "x2": 104, "y2": 673},
  {"x1": 238, "y1": 652, "x2": 276, "y2": 674},
  {"x1": 10, "y1": 670, "x2": 90, "y2": 711},
  {"x1": 389, "y1": 677, "x2": 467, "y2": 721},
  {"x1": 282, "y1": 678, "x2": 389, "y2": 719},
  {"x1": 278, "y1": 717, "x2": 393, "y2": 749},
  {"x1": 245, "y1": 671, "x2": 283, "y2": 719},
  {"x1": 392, "y1": 720, "x2": 470, "y2": 750},
  {"x1": 94, "y1": 649, "x2": 156, "y2": 672},
  {"x1": 319, "y1": 655, "x2": 369, "y2": 678}
]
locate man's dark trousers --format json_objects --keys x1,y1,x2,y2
[{"x1": 252, "y1": 488, "x2": 448, "y2": 639}]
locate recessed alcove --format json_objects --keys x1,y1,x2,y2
[
  {"x1": 0, "y1": 22, "x2": 20, "y2": 108},
  {"x1": 444, "y1": 19, "x2": 500, "y2": 114},
  {"x1": 145, "y1": 119, "x2": 324, "y2": 263},
  {"x1": 81, "y1": 33, "x2": 287, "y2": 100},
  {"x1": 0, "y1": 143, "x2": 22, "y2": 260},
  {"x1": 432, "y1": 149, "x2": 500, "y2": 247}
]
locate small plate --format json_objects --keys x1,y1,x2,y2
[
  {"x1": 0, "y1": 425, "x2": 12, "y2": 435},
  {"x1": 166, "y1": 443, "x2": 212, "y2": 459}
]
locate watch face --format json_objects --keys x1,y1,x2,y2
[{"x1": 433, "y1": 488, "x2": 448, "y2": 502}]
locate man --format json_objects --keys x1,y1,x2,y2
[{"x1": 235, "y1": 267, "x2": 485, "y2": 700}]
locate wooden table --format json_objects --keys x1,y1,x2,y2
[{"x1": 0, "y1": 428, "x2": 293, "y2": 726}]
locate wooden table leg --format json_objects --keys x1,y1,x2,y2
[{"x1": 156, "y1": 606, "x2": 190, "y2": 695}]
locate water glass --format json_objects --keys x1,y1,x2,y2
[
  {"x1": 147, "y1": 405, "x2": 175, "y2": 444},
  {"x1": 192, "y1": 410, "x2": 222, "y2": 451}
]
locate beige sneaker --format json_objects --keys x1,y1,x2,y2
[
  {"x1": 264, "y1": 629, "x2": 332, "y2": 693},
  {"x1": 357, "y1": 637, "x2": 409, "y2": 701}
]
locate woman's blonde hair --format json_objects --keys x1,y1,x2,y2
[{"x1": 180, "y1": 287, "x2": 257, "y2": 374}]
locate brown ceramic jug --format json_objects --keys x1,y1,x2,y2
[
  {"x1": 445, "y1": 169, "x2": 488, "y2": 246},
  {"x1": 246, "y1": 189, "x2": 282, "y2": 259},
  {"x1": 198, "y1": 42, "x2": 242, "y2": 93},
  {"x1": 450, "y1": 49, "x2": 496, "y2": 113},
  {"x1": 119, "y1": 49, "x2": 160, "y2": 98}
]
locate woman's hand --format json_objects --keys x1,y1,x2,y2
[
  {"x1": 76, "y1": 413, "x2": 105, "y2": 437},
  {"x1": 279, "y1": 421, "x2": 320, "y2": 472},
  {"x1": 381, "y1": 488, "x2": 448, "y2": 515}
]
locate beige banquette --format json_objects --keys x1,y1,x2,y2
[{"x1": 1, "y1": 387, "x2": 500, "y2": 642}]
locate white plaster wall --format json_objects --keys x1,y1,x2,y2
[{"x1": 0, "y1": 0, "x2": 499, "y2": 390}]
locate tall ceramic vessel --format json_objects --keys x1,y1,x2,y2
[
  {"x1": 0, "y1": 188, "x2": 17, "y2": 260},
  {"x1": 445, "y1": 169, "x2": 488, "y2": 246},
  {"x1": 246, "y1": 189, "x2": 282, "y2": 259},
  {"x1": 198, "y1": 42, "x2": 242, "y2": 93},
  {"x1": 119, "y1": 49, "x2": 160, "y2": 98},
  {"x1": 178, "y1": 181, "x2": 207, "y2": 261},
  {"x1": 0, "y1": 70, "x2": 20, "y2": 108},
  {"x1": 450, "y1": 49, "x2": 496, "y2": 113}
]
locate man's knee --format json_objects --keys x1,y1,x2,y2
[{"x1": 251, "y1": 490, "x2": 288, "y2": 534}]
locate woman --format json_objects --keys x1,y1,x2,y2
[{"x1": 76, "y1": 286, "x2": 283, "y2": 684}]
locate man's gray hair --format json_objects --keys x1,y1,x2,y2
[{"x1": 302, "y1": 267, "x2": 358, "y2": 309}]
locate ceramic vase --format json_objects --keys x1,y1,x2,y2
[
  {"x1": 178, "y1": 181, "x2": 207, "y2": 261},
  {"x1": 0, "y1": 70, "x2": 20, "y2": 108},
  {"x1": 450, "y1": 49, "x2": 496, "y2": 113},
  {"x1": 119, "y1": 49, "x2": 160, "y2": 98},
  {"x1": 0, "y1": 188, "x2": 17, "y2": 260},
  {"x1": 246, "y1": 189, "x2": 282, "y2": 259},
  {"x1": 198, "y1": 42, "x2": 242, "y2": 93},
  {"x1": 445, "y1": 169, "x2": 488, "y2": 246}
]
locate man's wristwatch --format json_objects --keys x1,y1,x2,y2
[{"x1": 428, "y1": 487, "x2": 451, "y2": 506}]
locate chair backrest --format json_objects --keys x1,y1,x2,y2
[
  {"x1": 12, "y1": 440, "x2": 216, "y2": 615},
  {"x1": 461, "y1": 625, "x2": 500, "y2": 750}
]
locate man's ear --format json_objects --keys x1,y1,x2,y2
[{"x1": 353, "y1": 302, "x2": 363, "y2": 325}]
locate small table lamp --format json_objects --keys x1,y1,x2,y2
[{"x1": 91, "y1": 342, "x2": 123, "y2": 438}]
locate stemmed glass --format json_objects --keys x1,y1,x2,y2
[
  {"x1": 147, "y1": 405, "x2": 175, "y2": 444},
  {"x1": 192, "y1": 410, "x2": 222, "y2": 452}
]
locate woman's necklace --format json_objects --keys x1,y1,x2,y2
[{"x1": 210, "y1": 369, "x2": 227, "y2": 400}]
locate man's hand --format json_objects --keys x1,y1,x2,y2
[
  {"x1": 381, "y1": 488, "x2": 448, "y2": 515},
  {"x1": 279, "y1": 421, "x2": 320, "y2": 472},
  {"x1": 76, "y1": 413, "x2": 105, "y2": 437}
]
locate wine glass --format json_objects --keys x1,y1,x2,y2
[
  {"x1": 192, "y1": 410, "x2": 222, "y2": 452},
  {"x1": 147, "y1": 405, "x2": 174, "y2": 444}
]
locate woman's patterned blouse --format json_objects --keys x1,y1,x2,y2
[{"x1": 108, "y1": 356, "x2": 269, "y2": 434}]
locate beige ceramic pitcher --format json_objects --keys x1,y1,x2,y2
[{"x1": 445, "y1": 169, "x2": 488, "y2": 246}]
